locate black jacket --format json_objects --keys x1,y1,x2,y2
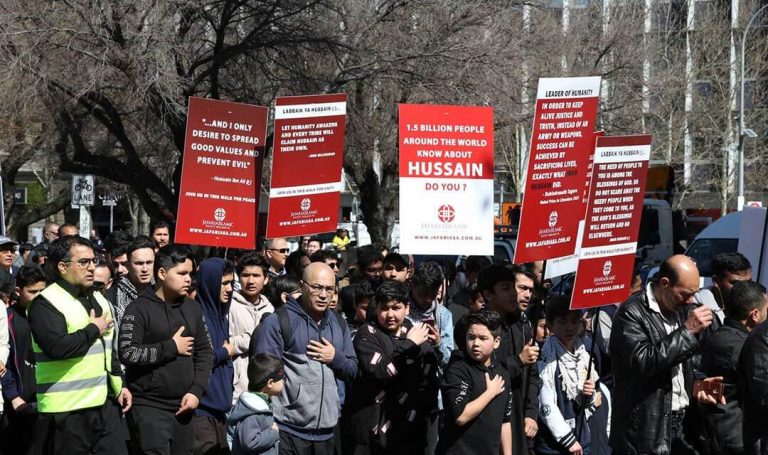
[
  {"x1": 118, "y1": 289, "x2": 213, "y2": 411},
  {"x1": 609, "y1": 289, "x2": 698, "y2": 455},
  {"x1": 495, "y1": 311, "x2": 539, "y2": 455},
  {"x1": 700, "y1": 317, "x2": 748, "y2": 454},
  {"x1": 1, "y1": 305, "x2": 36, "y2": 406},
  {"x1": 739, "y1": 319, "x2": 768, "y2": 455},
  {"x1": 342, "y1": 319, "x2": 434, "y2": 451}
]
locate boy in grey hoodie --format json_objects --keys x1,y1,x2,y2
[{"x1": 228, "y1": 353, "x2": 285, "y2": 455}]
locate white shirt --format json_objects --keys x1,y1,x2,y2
[{"x1": 645, "y1": 283, "x2": 689, "y2": 411}]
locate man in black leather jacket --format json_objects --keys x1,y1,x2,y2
[{"x1": 610, "y1": 255, "x2": 719, "y2": 455}]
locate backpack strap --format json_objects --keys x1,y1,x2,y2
[{"x1": 277, "y1": 307, "x2": 292, "y2": 350}]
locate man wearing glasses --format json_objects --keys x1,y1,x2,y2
[
  {"x1": 0, "y1": 236, "x2": 18, "y2": 288},
  {"x1": 253, "y1": 262, "x2": 357, "y2": 454},
  {"x1": 264, "y1": 237, "x2": 290, "y2": 279},
  {"x1": 27, "y1": 236, "x2": 131, "y2": 454}
]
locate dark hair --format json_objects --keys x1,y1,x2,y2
[
  {"x1": 725, "y1": 280, "x2": 767, "y2": 320},
  {"x1": 476, "y1": 264, "x2": 516, "y2": 293},
  {"x1": 48, "y1": 236, "x2": 94, "y2": 266},
  {"x1": 526, "y1": 300, "x2": 547, "y2": 323},
  {"x1": 383, "y1": 253, "x2": 408, "y2": 269},
  {"x1": 265, "y1": 274, "x2": 301, "y2": 308},
  {"x1": 712, "y1": 252, "x2": 752, "y2": 279},
  {"x1": 154, "y1": 245, "x2": 193, "y2": 276},
  {"x1": 411, "y1": 261, "x2": 444, "y2": 292},
  {"x1": 285, "y1": 250, "x2": 309, "y2": 279},
  {"x1": 356, "y1": 245, "x2": 383, "y2": 269},
  {"x1": 104, "y1": 230, "x2": 134, "y2": 257},
  {"x1": 14, "y1": 265, "x2": 47, "y2": 289},
  {"x1": 545, "y1": 295, "x2": 579, "y2": 323},
  {"x1": 127, "y1": 235, "x2": 156, "y2": 259},
  {"x1": 236, "y1": 252, "x2": 270, "y2": 277},
  {"x1": 462, "y1": 309, "x2": 503, "y2": 338},
  {"x1": 222, "y1": 259, "x2": 235, "y2": 277},
  {"x1": 339, "y1": 281, "x2": 375, "y2": 321},
  {"x1": 307, "y1": 236, "x2": 322, "y2": 248},
  {"x1": 150, "y1": 220, "x2": 170, "y2": 234},
  {"x1": 374, "y1": 280, "x2": 409, "y2": 308},
  {"x1": 464, "y1": 256, "x2": 492, "y2": 275},
  {"x1": 512, "y1": 265, "x2": 537, "y2": 286},
  {"x1": 18, "y1": 243, "x2": 33, "y2": 256},
  {"x1": 57, "y1": 223, "x2": 78, "y2": 237},
  {"x1": 310, "y1": 250, "x2": 337, "y2": 264},
  {"x1": 95, "y1": 253, "x2": 114, "y2": 276},
  {"x1": 247, "y1": 353, "x2": 284, "y2": 392}
]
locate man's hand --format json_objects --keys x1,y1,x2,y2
[
  {"x1": 176, "y1": 393, "x2": 200, "y2": 416},
  {"x1": 10, "y1": 397, "x2": 26, "y2": 412},
  {"x1": 696, "y1": 376, "x2": 726, "y2": 405},
  {"x1": 524, "y1": 417, "x2": 538, "y2": 438},
  {"x1": 685, "y1": 305, "x2": 713, "y2": 335},
  {"x1": 582, "y1": 379, "x2": 595, "y2": 397},
  {"x1": 118, "y1": 388, "x2": 132, "y2": 413},
  {"x1": 406, "y1": 323, "x2": 430, "y2": 345},
  {"x1": 307, "y1": 337, "x2": 336, "y2": 364},
  {"x1": 569, "y1": 441, "x2": 584, "y2": 455},
  {"x1": 519, "y1": 339, "x2": 539, "y2": 366},
  {"x1": 426, "y1": 323, "x2": 441, "y2": 346},
  {"x1": 271, "y1": 422, "x2": 279, "y2": 431},
  {"x1": 484, "y1": 372, "x2": 506, "y2": 397},
  {"x1": 223, "y1": 340, "x2": 235, "y2": 357},
  {"x1": 172, "y1": 326, "x2": 194, "y2": 356},
  {"x1": 89, "y1": 309, "x2": 112, "y2": 336}
]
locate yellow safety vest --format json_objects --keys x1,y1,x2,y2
[{"x1": 31, "y1": 282, "x2": 122, "y2": 413}]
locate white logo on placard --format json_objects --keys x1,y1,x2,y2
[
  {"x1": 548, "y1": 211, "x2": 558, "y2": 228},
  {"x1": 300, "y1": 198, "x2": 311, "y2": 211},
  {"x1": 214, "y1": 208, "x2": 226, "y2": 222},
  {"x1": 603, "y1": 260, "x2": 612, "y2": 277}
]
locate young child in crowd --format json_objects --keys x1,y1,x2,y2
[
  {"x1": 437, "y1": 310, "x2": 513, "y2": 455},
  {"x1": 228, "y1": 353, "x2": 285, "y2": 455},
  {"x1": 536, "y1": 296, "x2": 601, "y2": 455}
]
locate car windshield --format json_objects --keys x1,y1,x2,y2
[{"x1": 686, "y1": 238, "x2": 739, "y2": 276}]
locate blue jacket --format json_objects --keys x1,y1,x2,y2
[
  {"x1": 252, "y1": 296, "x2": 357, "y2": 440},
  {"x1": 228, "y1": 391, "x2": 279, "y2": 455},
  {"x1": 195, "y1": 258, "x2": 234, "y2": 420}
]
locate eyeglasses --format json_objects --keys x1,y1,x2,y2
[
  {"x1": 304, "y1": 282, "x2": 336, "y2": 296},
  {"x1": 365, "y1": 266, "x2": 383, "y2": 275},
  {"x1": 64, "y1": 257, "x2": 104, "y2": 269},
  {"x1": 327, "y1": 262, "x2": 339, "y2": 269},
  {"x1": 269, "y1": 248, "x2": 290, "y2": 254}
]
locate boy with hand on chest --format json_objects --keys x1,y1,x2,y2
[{"x1": 437, "y1": 310, "x2": 513, "y2": 455}]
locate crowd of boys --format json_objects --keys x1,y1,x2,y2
[{"x1": 0, "y1": 222, "x2": 766, "y2": 455}]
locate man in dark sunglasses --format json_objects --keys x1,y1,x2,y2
[
  {"x1": 310, "y1": 249, "x2": 342, "y2": 278},
  {"x1": 264, "y1": 237, "x2": 290, "y2": 279}
]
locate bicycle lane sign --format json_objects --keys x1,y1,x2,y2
[{"x1": 71, "y1": 175, "x2": 95, "y2": 206}]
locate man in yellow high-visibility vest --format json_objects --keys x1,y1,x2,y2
[{"x1": 27, "y1": 235, "x2": 132, "y2": 454}]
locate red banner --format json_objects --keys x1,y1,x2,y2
[
  {"x1": 398, "y1": 104, "x2": 494, "y2": 255},
  {"x1": 175, "y1": 97, "x2": 267, "y2": 249},
  {"x1": 514, "y1": 77, "x2": 601, "y2": 263},
  {"x1": 266, "y1": 94, "x2": 347, "y2": 238},
  {"x1": 571, "y1": 135, "x2": 652, "y2": 309}
]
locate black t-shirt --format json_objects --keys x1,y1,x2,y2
[{"x1": 437, "y1": 353, "x2": 513, "y2": 455}]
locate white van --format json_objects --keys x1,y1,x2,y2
[{"x1": 684, "y1": 211, "x2": 741, "y2": 286}]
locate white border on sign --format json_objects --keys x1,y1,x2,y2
[
  {"x1": 269, "y1": 182, "x2": 343, "y2": 198},
  {"x1": 594, "y1": 144, "x2": 651, "y2": 164},
  {"x1": 275, "y1": 102, "x2": 347, "y2": 119},
  {"x1": 536, "y1": 77, "x2": 602, "y2": 100},
  {"x1": 579, "y1": 242, "x2": 637, "y2": 259}
]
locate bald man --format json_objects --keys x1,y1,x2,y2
[
  {"x1": 251, "y1": 263, "x2": 357, "y2": 454},
  {"x1": 610, "y1": 255, "x2": 723, "y2": 454}
]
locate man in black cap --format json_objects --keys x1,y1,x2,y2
[{"x1": 0, "y1": 236, "x2": 18, "y2": 288}]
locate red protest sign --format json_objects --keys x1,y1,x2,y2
[
  {"x1": 571, "y1": 135, "x2": 652, "y2": 310},
  {"x1": 266, "y1": 94, "x2": 347, "y2": 238},
  {"x1": 514, "y1": 77, "x2": 601, "y2": 263},
  {"x1": 398, "y1": 104, "x2": 495, "y2": 255},
  {"x1": 175, "y1": 97, "x2": 267, "y2": 249}
]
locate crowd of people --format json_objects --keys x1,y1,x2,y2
[{"x1": 0, "y1": 220, "x2": 765, "y2": 455}]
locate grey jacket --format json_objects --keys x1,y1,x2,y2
[{"x1": 228, "y1": 391, "x2": 279, "y2": 455}]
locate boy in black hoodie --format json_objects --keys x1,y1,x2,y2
[{"x1": 119, "y1": 245, "x2": 213, "y2": 455}]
